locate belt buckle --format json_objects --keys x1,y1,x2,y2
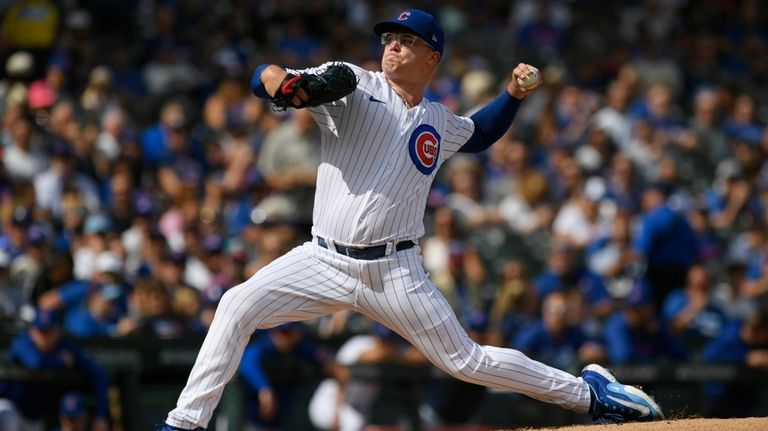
[{"x1": 384, "y1": 241, "x2": 394, "y2": 256}]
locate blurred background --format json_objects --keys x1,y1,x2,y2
[{"x1": 0, "y1": 0, "x2": 767, "y2": 430}]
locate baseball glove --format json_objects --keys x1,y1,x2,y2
[{"x1": 272, "y1": 63, "x2": 358, "y2": 111}]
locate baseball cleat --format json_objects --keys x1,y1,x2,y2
[
  {"x1": 581, "y1": 364, "x2": 664, "y2": 423},
  {"x1": 155, "y1": 423, "x2": 205, "y2": 431}
]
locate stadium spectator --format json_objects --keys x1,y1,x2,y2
[
  {"x1": 442, "y1": 154, "x2": 491, "y2": 230},
  {"x1": 63, "y1": 282, "x2": 125, "y2": 338},
  {"x1": 38, "y1": 250, "x2": 126, "y2": 316},
  {"x1": 34, "y1": 141, "x2": 101, "y2": 219},
  {"x1": 512, "y1": 291, "x2": 604, "y2": 370},
  {"x1": 661, "y1": 264, "x2": 727, "y2": 353},
  {"x1": 552, "y1": 176, "x2": 612, "y2": 249},
  {"x1": 722, "y1": 94, "x2": 764, "y2": 146},
  {"x1": 633, "y1": 181, "x2": 700, "y2": 309},
  {"x1": 56, "y1": 391, "x2": 89, "y2": 431},
  {"x1": 533, "y1": 242, "x2": 613, "y2": 320},
  {"x1": 586, "y1": 210, "x2": 636, "y2": 296},
  {"x1": 239, "y1": 322, "x2": 339, "y2": 431},
  {"x1": 0, "y1": 309, "x2": 109, "y2": 430},
  {"x1": 422, "y1": 206, "x2": 490, "y2": 330},
  {"x1": 486, "y1": 259, "x2": 538, "y2": 347},
  {"x1": 257, "y1": 108, "x2": 320, "y2": 227},
  {"x1": 603, "y1": 281, "x2": 688, "y2": 364},
  {"x1": 705, "y1": 159, "x2": 763, "y2": 233},
  {"x1": 494, "y1": 139, "x2": 554, "y2": 235},
  {"x1": 701, "y1": 310, "x2": 768, "y2": 417},
  {"x1": 2, "y1": 111, "x2": 48, "y2": 182},
  {"x1": 117, "y1": 278, "x2": 190, "y2": 338},
  {"x1": 309, "y1": 322, "x2": 426, "y2": 431}
]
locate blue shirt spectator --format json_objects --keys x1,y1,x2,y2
[
  {"x1": 239, "y1": 323, "x2": 334, "y2": 429},
  {"x1": 534, "y1": 243, "x2": 613, "y2": 318},
  {"x1": 701, "y1": 314, "x2": 768, "y2": 417},
  {"x1": 634, "y1": 186, "x2": 700, "y2": 269},
  {"x1": 64, "y1": 283, "x2": 125, "y2": 338},
  {"x1": 661, "y1": 265, "x2": 727, "y2": 352},
  {"x1": 634, "y1": 183, "x2": 700, "y2": 308},
  {"x1": 603, "y1": 283, "x2": 688, "y2": 364},
  {"x1": 0, "y1": 310, "x2": 110, "y2": 427},
  {"x1": 512, "y1": 292, "x2": 604, "y2": 370}
]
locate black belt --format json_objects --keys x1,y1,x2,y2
[{"x1": 316, "y1": 236, "x2": 415, "y2": 260}]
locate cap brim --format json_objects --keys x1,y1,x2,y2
[{"x1": 374, "y1": 21, "x2": 418, "y2": 36}]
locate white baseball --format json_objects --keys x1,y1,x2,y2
[{"x1": 517, "y1": 69, "x2": 541, "y2": 89}]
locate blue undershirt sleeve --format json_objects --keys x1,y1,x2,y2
[
  {"x1": 250, "y1": 64, "x2": 272, "y2": 99},
  {"x1": 460, "y1": 91, "x2": 522, "y2": 153}
]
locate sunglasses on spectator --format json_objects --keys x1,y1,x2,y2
[{"x1": 380, "y1": 32, "x2": 432, "y2": 49}]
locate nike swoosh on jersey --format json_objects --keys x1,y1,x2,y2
[
  {"x1": 606, "y1": 394, "x2": 651, "y2": 417},
  {"x1": 368, "y1": 95, "x2": 386, "y2": 104}
]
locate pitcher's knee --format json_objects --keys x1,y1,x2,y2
[
  {"x1": 435, "y1": 343, "x2": 489, "y2": 380},
  {"x1": 214, "y1": 283, "x2": 258, "y2": 324}
]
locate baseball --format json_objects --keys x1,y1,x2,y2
[{"x1": 517, "y1": 69, "x2": 541, "y2": 89}]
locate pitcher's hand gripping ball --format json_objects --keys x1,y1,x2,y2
[{"x1": 516, "y1": 68, "x2": 541, "y2": 90}]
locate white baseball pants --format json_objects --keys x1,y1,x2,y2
[{"x1": 166, "y1": 242, "x2": 591, "y2": 428}]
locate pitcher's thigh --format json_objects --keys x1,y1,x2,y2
[
  {"x1": 356, "y1": 270, "x2": 474, "y2": 373},
  {"x1": 215, "y1": 244, "x2": 354, "y2": 333}
]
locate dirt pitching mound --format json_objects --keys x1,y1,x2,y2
[{"x1": 500, "y1": 417, "x2": 768, "y2": 431}]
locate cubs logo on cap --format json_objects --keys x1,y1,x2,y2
[
  {"x1": 59, "y1": 392, "x2": 86, "y2": 417},
  {"x1": 398, "y1": 11, "x2": 411, "y2": 21},
  {"x1": 408, "y1": 124, "x2": 441, "y2": 175}
]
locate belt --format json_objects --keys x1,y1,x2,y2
[{"x1": 316, "y1": 236, "x2": 415, "y2": 260}]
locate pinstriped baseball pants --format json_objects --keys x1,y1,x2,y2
[{"x1": 166, "y1": 242, "x2": 591, "y2": 429}]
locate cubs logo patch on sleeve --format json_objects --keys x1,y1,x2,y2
[{"x1": 408, "y1": 124, "x2": 441, "y2": 175}]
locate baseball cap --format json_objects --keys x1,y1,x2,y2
[
  {"x1": 94, "y1": 251, "x2": 123, "y2": 274},
  {"x1": 202, "y1": 234, "x2": 224, "y2": 254},
  {"x1": 6, "y1": 51, "x2": 33, "y2": 77},
  {"x1": 583, "y1": 177, "x2": 607, "y2": 202},
  {"x1": 28, "y1": 80, "x2": 57, "y2": 110},
  {"x1": 374, "y1": 8, "x2": 444, "y2": 55},
  {"x1": 83, "y1": 213, "x2": 113, "y2": 235},
  {"x1": 11, "y1": 206, "x2": 32, "y2": 226},
  {"x1": 27, "y1": 224, "x2": 49, "y2": 246},
  {"x1": 271, "y1": 322, "x2": 305, "y2": 333},
  {"x1": 59, "y1": 392, "x2": 86, "y2": 417},
  {"x1": 550, "y1": 241, "x2": 573, "y2": 255},
  {"x1": 134, "y1": 193, "x2": 155, "y2": 217},
  {"x1": 32, "y1": 308, "x2": 62, "y2": 330},
  {"x1": 372, "y1": 322, "x2": 402, "y2": 343},
  {"x1": 625, "y1": 280, "x2": 652, "y2": 308},
  {"x1": 52, "y1": 139, "x2": 74, "y2": 158},
  {"x1": 93, "y1": 283, "x2": 123, "y2": 301}
]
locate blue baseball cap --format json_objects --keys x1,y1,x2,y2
[
  {"x1": 625, "y1": 279, "x2": 652, "y2": 308},
  {"x1": 372, "y1": 322, "x2": 403, "y2": 343},
  {"x1": 59, "y1": 392, "x2": 86, "y2": 417},
  {"x1": 33, "y1": 308, "x2": 62, "y2": 330},
  {"x1": 374, "y1": 8, "x2": 444, "y2": 55}
]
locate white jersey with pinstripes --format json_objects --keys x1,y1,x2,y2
[{"x1": 297, "y1": 62, "x2": 474, "y2": 246}]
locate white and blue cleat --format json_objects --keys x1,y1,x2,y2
[{"x1": 581, "y1": 364, "x2": 665, "y2": 423}]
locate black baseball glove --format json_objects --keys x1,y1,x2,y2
[{"x1": 272, "y1": 63, "x2": 358, "y2": 111}]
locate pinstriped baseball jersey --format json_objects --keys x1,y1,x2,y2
[{"x1": 297, "y1": 62, "x2": 474, "y2": 245}]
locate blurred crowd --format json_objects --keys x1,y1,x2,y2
[{"x1": 1, "y1": 0, "x2": 768, "y2": 426}]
